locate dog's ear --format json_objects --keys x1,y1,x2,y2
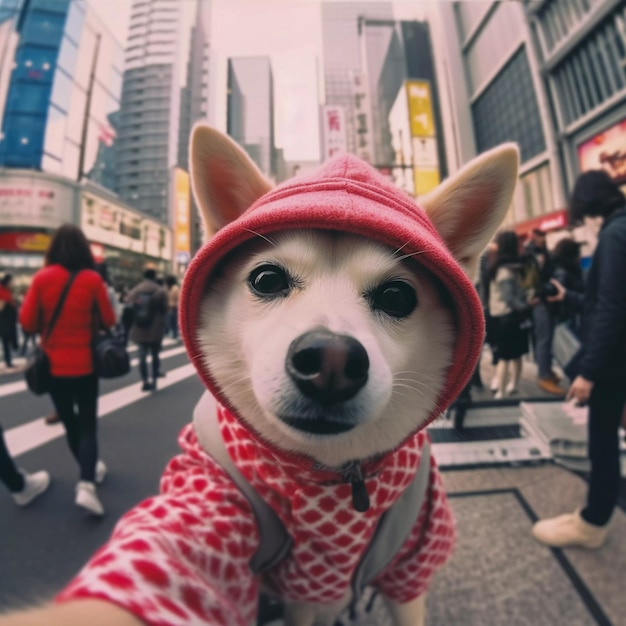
[
  {"x1": 190, "y1": 124, "x2": 274, "y2": 237},
  {"x1": 419, "y1": 144, "x2": 519, "y2": 279}
]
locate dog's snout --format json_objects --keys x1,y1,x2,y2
[{"x1": 286, "y1": 330, "x2": 369, "y2": 405}]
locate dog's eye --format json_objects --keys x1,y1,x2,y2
[
  {"x1": 370, "y1": 281, "x2": 417, "y2": 318},
  {"x1": 249, "y1": 264, "x2": 291, "y2": 297}
]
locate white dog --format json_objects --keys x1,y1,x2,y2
[{"x1": 0, "y1": 128, "x2": 517, "y2": 626}]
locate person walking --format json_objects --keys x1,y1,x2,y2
[
  {"x1": 126, "y1": 267, "x2": 167, "y2": 392},
  {"x1": 533, "y1": 170, "x2": 626, "y2": 548},
  {"x1": 19, "y1": 224, "x2": 116, "y2": 516},
  {"x1": 0, "y1": 423, "x2": 50, "y2": 505},
  {"x1": 550, "y1": 238, "x2": 585, "y2": 337},
  {"x1": 165, "y1": 274, "x2": 180, "y2": 340},
  {"x1": 488, "y1": 231, "x2": 533, "y2": 399},
  {"x1": 0, "y1": 274, "x2": 18, "y2": 370},
  {"x1": 524, "y1": 228, "x2": 563, "y2": 395}
]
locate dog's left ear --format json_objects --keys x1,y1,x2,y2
[
  {"x1": 190, "y1": 124, "x2": 274, "y2": 238},
  {"x1": 419, "y1": 144, "x2": 519, "y2": 279}
]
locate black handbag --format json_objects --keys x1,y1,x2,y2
[
  {"x1": 25, "y1": 272, "x2": 78, "y2": 396},
  {"x1": 92, "y1": 306, "x2": 130, "y2": 379}
]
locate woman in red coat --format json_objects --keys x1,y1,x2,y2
[{"x1": 20, "y1": 224, "x2": 116, "y2": 516}]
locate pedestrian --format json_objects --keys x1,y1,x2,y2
[
  {"x1": 0, "y1": 423, "x2": 50, "y2": 505},
  {"x1": 550, "y1": 238, "x2": 585, "y2": 337},
  {"x1": 126, "y1": 267, "x2": 167, "y2": 392},
  {"x1": 119, "y1": 285, "x2": 134, "y2": 347},
  {"x1": 96, "y1": 262, "x2": 121, "y2": 327},
  {"x1": 524, "y1": 228, "x2": 563, "y2": 394},
  {"x1": 19, "y1": 224, "x2": 116, "y2": 516},
  {"x1": 165, "y1": 274, "x2": 180, "y2": 340},
  {"x1": 487, "y1": 230, "x2": 533, "y2": 399},
  {"x1": 0, "y1": 274, "x2": 18, "y2": 370},
  {"x1": 533, "y1": 170, "x2": 626, "y2": 548}
]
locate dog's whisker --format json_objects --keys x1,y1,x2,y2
[{"x1": 243, "y1": 228, "x2": 276, "y2": 246}]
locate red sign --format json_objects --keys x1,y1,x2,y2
[
  {"x1": 513, "y1": 209, "x2": 568, "y2": 237},
  {"x1": 0, "y1": 231, "x2": 51, "y2": 252}
]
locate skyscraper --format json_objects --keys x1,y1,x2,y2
[
  {"x1": 226, "y1": 56, "x2": 275, "y2": 178},
  {"x1": 115, "y1": 0, "x2": 181, "y2": 222},
  {"x1": 321, "y1": 2, "x2": 393, "y2": 155},
  {"x1": 178, "y1": 0, "x2": 211, "y2": 171}
]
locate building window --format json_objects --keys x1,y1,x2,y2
[{"x1": 472, "y1": 47, "x2": 546, "y2": 163}]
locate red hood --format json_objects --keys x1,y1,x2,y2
[{"x1": 181, "y1": 154, "x2": 484, "y2": 457}]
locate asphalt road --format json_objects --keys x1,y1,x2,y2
[{"x1": 0, "y1": 339, "x2": 204, "y2": 609}]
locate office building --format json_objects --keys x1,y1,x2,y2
[
  {"x1": 226, "y1": 56, "x2": 275, "y2": 178},
  {"x1": 321, "y1": 2, "x2": 393, "y2": 155},
  {"x1": 115, "y1": 0, "x2": 181, "y2": 222},
  {"x1": 0, "y1": 0, "x2": 123, "y2": 189},
  {"x1": 360, "y1": 18, "x2": 446, "y2": 182}
]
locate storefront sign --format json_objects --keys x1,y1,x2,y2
[
  {"x1": 513, "y1": 209, "x2": 568, "y2": 237},
  {"x1": 80, "y1": 192, "x2": 172, "y2": 261},
  {"x1": 407, "y1": 80, "x2": 435, "y2": 139},
  {"x1": 577, "y1": 118, "x2": 626, "y2": 189},
  {"x1": 321, "y1": 105, "x2": 347, "y2": 161},
  {"x1": 0, "y1": 231, "x2": 51, "y2": 252},
  {"x1": 350, "y1": 71, "x2": 373, "y2": 163},
  {"x1": 0, "y1": 174, "x2": 74, "y2": 229}
]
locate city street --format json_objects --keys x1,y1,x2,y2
[{"x1": 1, "y1": 340, "x2": 626, "y2": 624}]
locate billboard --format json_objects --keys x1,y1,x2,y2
[
  {"x1": 321, "y1": 105, "x2": 347, "y2": 161},
  {"x1": 577, "y1": 118, "x2": 626, "y2": 192},
  {"x1": 172, "y1": 168, "x2": 191, "y2": 264}
]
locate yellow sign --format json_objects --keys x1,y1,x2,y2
[
  {"x1": 173, "y1": 168, "x2": 190, "y2": 260},
  {"x1": 407, "y1": 80, "x2": 435, "y2": 138}
]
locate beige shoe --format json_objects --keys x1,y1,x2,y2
[
  {"x1": 532, "y1": 510, "x2": 608, "y2": 548},
  {"x1": 75, "y1": 481, "x2": 104, "y2": 516}
]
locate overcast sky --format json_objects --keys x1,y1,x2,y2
[{"x1": 86, "y1": 0, "x2": 431, "y2": 161}]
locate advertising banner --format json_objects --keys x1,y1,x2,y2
[
  {"x1": 577, "y1": 118, "x2": 626, "y2": 191},
  {"x1": 80, "y1": 192, "x2": 172, "y2": 261},
  {"x1": 0, "y1": 174, "x2": 74, "y2": 229},
  {"x1": 321, "y1": 105, "x2": 347, "y2": 161},
  {"x1": 172, "y1": 168, "x2": 191, "y2": 264},
  {"x1": 407, "y1": 80, "x2": 435, "y2": 138},
  {"x1": 350, "y1": 71, "x2": 373, "y2": 163}
]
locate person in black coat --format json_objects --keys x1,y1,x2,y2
[
  {"x1": 550, "y1": 237, "x2": 585, "y2": 336},
  {"x1": 533, "y1": 170, "x2": 626, "y2": 549}
]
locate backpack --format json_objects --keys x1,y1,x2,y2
[{"x1": 132, "y1": 290, "x2": 156, "y2": 329}]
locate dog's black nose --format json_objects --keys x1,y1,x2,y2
[{"x1": 286, "y1": 330, "x2": 369, "y2": 405}]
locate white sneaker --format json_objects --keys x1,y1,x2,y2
[
  {"x1": 505, "y1": 381, "x2": 517, "y2": 395},
  {"x1": 12, "y1": 470, "x2": 50, "y2": 506},
  {"x1": 95, "y1": 460, "x2": 107, "y2": 484},
  {"x1": 494, "y1": 391, "x2": 503, "y2": 400},
  {"x1": 75, "y1": 481, "x2": 104, "y2": 516},
  {"x1": 490, "y1": 375, "x2": 499, "y2": 392},
  {"x1": 532, "y1": 510, "x2": 609, "y2": 549}
]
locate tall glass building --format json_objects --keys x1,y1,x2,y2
[
  {"x1": 226, "y1": 56, "x2": 275, "y2": 178},
  {"x1": 0, "y1": 0, "x2": 123, "y2": 190},
  {"x1": 115, "y1": 0, "x2": 181, "y2": 222},
  {"x1": 321, "y1": 2, "x2": 393, "y2": 155}
]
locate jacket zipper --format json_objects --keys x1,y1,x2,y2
[{"x1": 342, "y1": 461, "x2": 370, "y2": 513}]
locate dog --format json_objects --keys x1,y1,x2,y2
[{"x1": 0, "y1": 128, "x2": 517, "y2": 626}]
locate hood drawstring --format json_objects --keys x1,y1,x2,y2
[{"x1": 342, "y1": 461, "x2": 370, "y2": 512}]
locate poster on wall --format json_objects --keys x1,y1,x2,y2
[
  {"x1": 577, "y1": 118, "x2": 626, "y2": 194},
  {"x1": 172, "y1": 168, "x2": 191, "y2": 265}
]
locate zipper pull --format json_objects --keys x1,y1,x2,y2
[{"x1": 343, "y1": 462, "x2": 370, "y2": 512}]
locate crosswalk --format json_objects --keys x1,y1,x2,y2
[{"x1": 1, "y1": 340, "x2": 199, "y2": 459}]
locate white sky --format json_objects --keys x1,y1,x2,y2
[{"x1": 86, "y1": 0, "x2": 432, "y2": 161}]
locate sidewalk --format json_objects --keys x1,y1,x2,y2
[{"x1": 0, "y1": 356, "x2": 27, "y2": 376}]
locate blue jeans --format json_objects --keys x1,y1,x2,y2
[
  {"x1": 167, "y1": 308, "x2": 178, "y2": 339},
  {"x1": 139, "y1": 342, "x2": 161, "y2": 384}
]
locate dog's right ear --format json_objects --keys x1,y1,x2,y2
[{"x1": 190, "y1": 125, "x2": 274, "y2": 238}]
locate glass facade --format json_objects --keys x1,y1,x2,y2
[
  {"x1": 0, "y1": 0, "x2": 123, "y2": 194},
  {"x1": 227, "y1": 56, "x2": 275, "y2": 177},
  {"x1": 472, "y1": 47, "x2": 546, "y2": 163}
]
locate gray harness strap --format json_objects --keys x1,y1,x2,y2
[
  {"x1": 193, "y1": 392, "x2": 292, "y2": 574},
  {"x1": 192, "y1": 391, "x2": 431, "y2": 588}
]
